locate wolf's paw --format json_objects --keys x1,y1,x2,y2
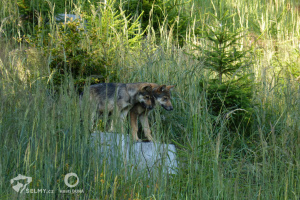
[{"x1": 145, "y1": 134, "x2": 154, "y2": 142}]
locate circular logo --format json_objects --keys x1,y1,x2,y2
[{"x1": 64, "y1": 173, "x2": 79, "y2": 188}]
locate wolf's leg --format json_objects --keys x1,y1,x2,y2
[
  {"x1": 130, "y1": 110, "x2": 141, "y2": 142},
  {"x1": 119, "y1": 107, "x2": 130, "y2": 133},
  {"x1": 139, "y1": 112, "x2": 153, "y2": 141},
  {"x1": 105, "y1": 118, "x2": 112, "y2": 132},
  {"x1": 109, "y1": 120, "x2": 114, "y2": 132},
  {"x1": 108, "y1": 110, "x2": 118, "y2": 132},
  {"x1": 109, "y1": 106, "x2": 120, "y2": 132},
  {"x1": 90, "y1": 105, "x2": 100, "y2": 131},
  {"x1": 109, "y1": 107, "x2": 128, "y2": 133}
]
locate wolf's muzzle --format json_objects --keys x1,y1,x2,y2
[{"x1": 162, "y1": 105, "x2": 173, "y2": 111}]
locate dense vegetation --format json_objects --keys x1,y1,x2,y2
[{"x1": 0, "y1": 0, "x2": 299, "y2": 199}]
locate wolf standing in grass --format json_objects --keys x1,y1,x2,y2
[
  {"x1": 130, "y1": 84, "x2": 175, "y2": 141},
  {"x1": 89, "y1": 83, "x2": 155, "y2": 132}
]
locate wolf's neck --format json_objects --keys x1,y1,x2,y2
[
  {"x1": 125, "y1": 84, "x2": 138, "y2": 105},
  {"x1": 126, "y1": 85, "x2": 138, "y2": 97}
]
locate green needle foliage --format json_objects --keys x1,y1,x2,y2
[
  {"x1": 202, "y1": 10, "x2": 249, "y2": 83},
  {"x1": 198, "y1": 8, "x2": 254, "y2": 138}
]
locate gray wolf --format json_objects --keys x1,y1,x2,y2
[
  {"x1": 130, "y1": 84, "x2": 175, "y2": 141},
  {"x1": 89, "y1": 83, "x2": 155, "y2": 132}
]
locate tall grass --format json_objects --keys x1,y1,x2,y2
[{"x1": 0, "y1": 0, "x2": 300, "y2": 199}]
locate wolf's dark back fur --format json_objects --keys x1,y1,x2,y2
[{"x1": 90, "y1": 83, "x2": 121, "y2": 98}]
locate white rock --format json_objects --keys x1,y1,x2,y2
[{"x1": 90, "y1": 132, "x2": 178, "y2": 176}]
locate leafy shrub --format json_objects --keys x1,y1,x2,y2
[
  {"x1": 24, "y1": 1, "x2": 142, "y2": 92},
  {"x1": 17, "y1": 0, "x2": 68, "y2": 34},
  {"x1": 27, "y1": 19, "x2": 107, "y2": 93},
  {"x1": 117, "y1": 0, "x2": 189, "y2": 45},
  {"x1": 49, "y1": 20, "x2": 107, "y2": 82}
]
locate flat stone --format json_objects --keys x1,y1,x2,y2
[{"x1": 90, "y1": 132, "x2": 178, "y2": 175}]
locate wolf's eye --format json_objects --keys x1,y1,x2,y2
[
  {"x1": 163, "y1": 97, "x2": 168, "y2": 101},
  {"x1": 145, "y1": 95, "x2": 150, "y2": 99}
]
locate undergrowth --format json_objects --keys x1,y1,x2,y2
[{"x1": 0, "y1": 0, "x2": 299, "y2": 199}]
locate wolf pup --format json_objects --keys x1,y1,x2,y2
[
  {"x1": 130, "y1": 84, "x2": 175, "y2": 141},
  {"x1": 89, "y1": 83, "x2": 155, "y2": 132}
]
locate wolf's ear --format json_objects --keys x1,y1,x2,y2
[
  {"x1": 166, "y1": 85, "x2": 175, "y2": 91},
  {"x1": 142, "y1": 85, "x2": 152, "y2": 92},
  {"x1": 157, "y1": 85, "x2": 167, "y2": 92}
]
